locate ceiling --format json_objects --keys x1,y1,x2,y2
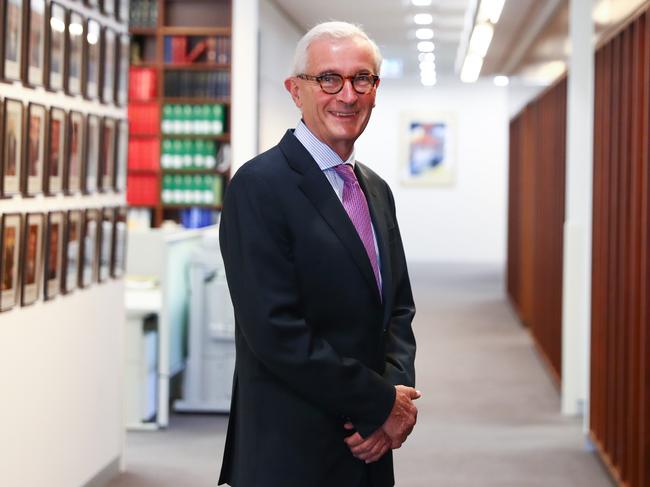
[{"x1": 270, "y1": 0, "x2": 649, "y2": 84}]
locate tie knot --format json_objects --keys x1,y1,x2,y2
[{"x1": 334, "y1": 163, "x2": 357, "y2": 185}]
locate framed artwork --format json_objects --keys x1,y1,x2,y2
[
  {"x1": 400, "y1": 112, "x2": 457, "y2": 187},
  {"x1": 100, "y1": 117, "x2": 116, "y2": 191},
  {"x1": 84, "y1": 114, "x2": 99, "y2": 193},
  {"x1": 46, "y1": 107, "x2": 65, "y2": 194},
  {"x1": 62, "y1": 209, "x2": 81, "y2": 293},
  {"x1": 102, "y1": 28, "x2": 116, "y2": 104},
  {"x1": 116, "y1": 34, "x2": 129, "y2": 106},
  {"x1": 2, "y1": 98, "x2": 24, "y2": 197},
  {"x1": 25, "y1": 0, "x2": 46, "y2": 86},
  {"x1": 3, "y1": 0, "x2": 24, "y2": 81},
  {"x1": 0, "y1": 213, "x2": 22, "y2": 311},
  {"x1": 47, "y1": 2, "x2": 66, "y2": 91},
  {"x1": 44, "y1": 211, "x2": 64, "y2": 300},
  {"x1": 66, "y1": 10, "x2": 84, "y2": 95},
  {"x1": 66, "y1": 111, "x2": 84, "y2": 193},
  {"x1": 112, "y1": 207, "x2": 126, "y2": 278},
  {"x1": 115, "y1": 120, "x2": 127, "y2": 191},
  {"x1": 21, "y1": 212, "x2": 44, "y2": 306},
  {"x1": 85, "y1": 19, "x2": 101, "y2": 100},
  {"x1": 117, "y1": 0, "x2": 128, "y2": 22},
  {"x1": 99, "y1": 208, "x2": 113, "y2": 281},
  {"x1": 80, "y1": 208, "x2": 99, "y2": 287},
  {"x1": 25, "y1": 102, "x2": 46, "y2": 196},
  {"x1": 100, "y1": 0, "x2": 114, "y2": 16}
]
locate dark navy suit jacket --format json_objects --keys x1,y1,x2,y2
[{"x1": 218, "y1": 130, "x2": 416, "y2": 487}]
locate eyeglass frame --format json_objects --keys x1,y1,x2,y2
[{"x1": 296, "y1": 72, "x2": 380, "y2": 95}]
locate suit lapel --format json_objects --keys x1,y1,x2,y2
[{"x1": 279, "y1": 131, "x2": 381, "y2": 303}]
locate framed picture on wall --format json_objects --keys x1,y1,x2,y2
[
  {"x1": 44, "y1": 211, "x2": 64, "y2": 300},
  {"x1": 100, "y1": 117, "x2": 116, "y2": 191},
  {"x1": 62, "y1": 209, "x2": 81, "y2": 293},
  {"x1": 117, "y1": 0, "x2": 128, "y2": 22},
  {"x1": 25, "y1": 0, "x2": 46, "y2": 87},
  {"x1": 3, "y1": 0, "x2": 24, "y2": 81},
  {"x1": 0, "y1": 213, "x2": 22, "y2": 312},
  {"x1": 46, "y1": 107, "x2": 65, "y2": 194},
  {"x1": 99, "y1": 208, "x2": 113, "y2": 281},
  {"x1": 102, "y1": 28, "x2": 116, "y2": 105},
  {"x1": 47, "y1": 2, "x2": 66, "y2": 91},
  {"x1": 2, "y1": 98, "x2": 24, "y2": 197},
  {"x1": 84, "y1": 114, "x2": 99, "y2": 193},
  {"x1": 66, "y1": 111, "x2": 84, "y2": 194},
  {"x1": 399, "y1": 111, "x2": 457, "y2": 187},
  {"x1": 112, "y1": 207, "x2": 126, "y2": 278},
  {"x1": 84, "y1": 19, "x2": 101, "y2": 100},
  {"x1": 116, "y1": 34, "x2": 129, "y2": 106},
  {"x1": 66, "y1": 10, "x2": 84, "y2": 96},
  {"x1": 21, "y1": 212, "x2": 44, "y2": 306},
  {"x1": 25, "y1": 102, "x2": 46, "y2": 196},
  {"x1": 115, "y1": 120, "x2": 128, "y2": 192},
  {"x1": 80, "y1": 208, "x2": 99, "y2": 287},
  {"x1": 100, "y1": 0, "x2": 114, "y2": 16}
]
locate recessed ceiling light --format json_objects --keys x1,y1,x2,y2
[
  {"x1": 417, "y1": 41, "x2": 435, "y2": 52},
  {"x1": 493, "y1": 75, "x2": 509, "y2": 87},
  {"x1": 414, "y1": 13, "x2": 433, "y2": 25},
  {"x1": 411, "y1": 0, "x2": 432, "y2": 6},
  {"x1": 419, "y1": 61, "x2": 436, "y2": 72},
  {"x1": 418, "y1": 52, "x2": 436, "y2": 62},
  {"x1": 415, "y1": 28, "x2": 434, "y2": 40}
]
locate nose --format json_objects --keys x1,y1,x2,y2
[{"x1": 337, "y1": 78, "x2": 359, "y2": 104}]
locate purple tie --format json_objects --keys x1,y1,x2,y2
[{"x1": 334, "y1": 163, "x2": 381, "y2": 293}]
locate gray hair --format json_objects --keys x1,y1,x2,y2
[{"x1": 290, "y1": 21, "x2": 383, "y2": 76}]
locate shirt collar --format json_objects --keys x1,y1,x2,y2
[{"x1": 293, "y1": 120, "x2": 356, "y2": 172}]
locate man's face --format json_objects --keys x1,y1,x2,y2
[{"x1": 285, "y1": 36, "x2": 380, "y2": 159}]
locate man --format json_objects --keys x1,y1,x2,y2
[{"x1": 218, "y1": 21, "x2": 419, "y2": 487}]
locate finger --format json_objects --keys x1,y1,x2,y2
[
  {"x1": 350, "y1": 436, "x2": 379, "y2": 456},
  {"x1": 344, "y1": 432, "x2": 364, "y2": 448},
  {"x1": 365, "y1": 443, "x2": 390, "y2": 463},
  {"x1": 344, "y1": 422, "x2": 354, "y2": 430}
]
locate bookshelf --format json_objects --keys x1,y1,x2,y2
[{"x1": 127, "y1": 0, "x2": 232, "y2": 227}]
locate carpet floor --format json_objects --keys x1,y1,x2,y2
[{"x1": 106, "y1": 263, "x2": 614, "y2": 487}]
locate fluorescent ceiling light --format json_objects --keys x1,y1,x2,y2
[
  {"x1": 468, "y1": 23, "x2": 494, "y2": 58},
  {"x1": 414, "y1": 13, "x2": 433, "y2": 25},
  {"x1": 411, "y1": 0, "x2": 432, "y2": 6},
  {"x1": 477, "y1": 0, "x2": 506, "y2": 24},
  {"x1": 418, "y1": 52, "x2": 436, "y2": 62},
  {"x1": 415, "y1": 28, "x2": 434, "y2": 40},
  {"x1": 493, "y1": 75, "x2": 509, "y2": 86},
  {"x1": 520, "y1": 60, "x2": 566, "y2": 85},
  {"x1": 417, "y1": 41, "x2": 435, "y2": 52},
  {"x1": 460, "y1": 53, "x2": 484, "y2": 83}
]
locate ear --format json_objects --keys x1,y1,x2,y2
[{"x1": 284, "y1": 77, "x2": 303, "y2": 109}]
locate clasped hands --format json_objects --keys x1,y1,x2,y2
[{"x1": 344, "y1": 385, "x2": 421, "y2": 464}]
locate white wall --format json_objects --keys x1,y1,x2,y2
[
  {"x1": 258, "y1": 0, "x2": 303, "y2": 153},
  {"x1": 257, "y1": 6, "x2": 509, "y2": 265},
  {"x1": 356, "y1": 79, "x2": 509, "y2": 264}
]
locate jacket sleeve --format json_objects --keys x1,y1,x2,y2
[
  {"x1": 382, "y1": 183, "x2": 417, "y2": 388},
  {"x1": 219, "y1": 168, "x2": 395, "y2": 437}
]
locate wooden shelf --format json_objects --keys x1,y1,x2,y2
[
  {"x1": 161, "y1": 26, "x2": 231, "y2": 36},
  {"x1": 129, "y1": 27, "x2": 157, "y2": 35},
  {"x1": 163, "y1": 63, "x2": 231, "y2": 71},
  {"x1": 163, "y1": 97, "x2": 230, "y2": 105}
]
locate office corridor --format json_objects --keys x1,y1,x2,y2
[{"x1": 108, "y1": 264, "x2": 613, "y2": 487}]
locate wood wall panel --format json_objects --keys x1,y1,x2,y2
[
  {"x1": 590, "y1": 8, "x2": 650, "y2": 487},
  {"x1": 507, "y1": 78, "x2": 567, "y2": 383}
]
